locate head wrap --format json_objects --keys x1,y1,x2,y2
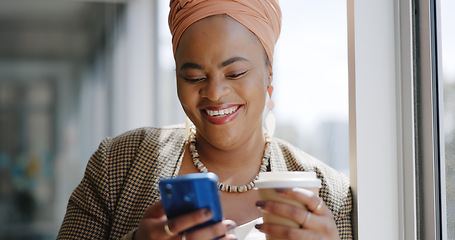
[{"x1": 169, "y1": 0, "x2": 282, "y2": 64}]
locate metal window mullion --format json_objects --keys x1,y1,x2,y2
[
  {"x1": 414, "y1": 0, "x2": 444, "y2": 239},
  {"x1": 396, "y1": 0, "x2": 418, "y2": 239}
]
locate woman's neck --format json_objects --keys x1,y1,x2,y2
[{"x1": 193, "y1": 128, "x2": 267, "y2": 185}]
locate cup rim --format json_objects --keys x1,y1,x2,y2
[
  {"x1": 255, "y1": 171, "x2": 322, "y2": 189},
  {"x1": 254, "y1": 178, "x2": 321, "y2": 189}
]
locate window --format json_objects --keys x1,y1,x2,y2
[
  {"x1": 414, "y1": 0, "x2": 454, "y2": 238},
  {"x1": 439, "y1": 0, "x2": 455, "y2": 238},
  {"x1": 351, "y1": 0, "x2": 455, "y2": 238},
  {"x1": 274, "y1": 0, "x2": 349, "y2": 175}
]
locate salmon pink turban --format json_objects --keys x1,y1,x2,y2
[{"x1": 169, "y1": 0, "x2": 282, "y2": 64}]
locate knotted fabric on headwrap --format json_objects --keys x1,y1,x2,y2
[{"x1": 169, "y1": 0, "x2": 281, "y2": 64}]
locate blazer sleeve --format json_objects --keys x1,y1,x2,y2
[
  {"x1": 335, "y1": 187, "x2": 353, "y2": 240},
  {"x1": 57, "y1": 138, "x2": 113, "y2": 239},
  {"x1": 321, "y1": 164, "x2": 353, "y2": 240}
]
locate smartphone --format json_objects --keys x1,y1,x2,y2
[{"x1": 159, "y1": 172, "x2": 223, "y2": 234}]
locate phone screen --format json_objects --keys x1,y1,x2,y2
[{"x1": 159, "y1": 172, "x2": 223, "y2": 234}]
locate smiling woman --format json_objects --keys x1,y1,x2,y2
[
  {"x1": 57, "y1": 0, "x2": 352, "y2": 240},
  {"x1": 156, "y1": 0, "x2": 350, "y2": 176},
  {"x1": 0, "y1": 0, "x2": 351, "y2": 239}
]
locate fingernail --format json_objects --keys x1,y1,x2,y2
[
  {"x1": 255, "y1": 224, "x2": 263, "y2": 230},
  {"x1": 255, "y1": 200, "x2": 266, "y2": 208},
  {"x1": 226, "y1": 222, "x2": 237, "y2": 230},
  {"x1": 203, "y1": 208, "x2": 213, "y2": 218},
  {"x1": 275, "y1": 188, "x2": 286, "y2": 193}
]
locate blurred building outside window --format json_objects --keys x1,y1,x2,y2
[{"x1": 440, "y1": 0, "x2": 455, "y2": 237}]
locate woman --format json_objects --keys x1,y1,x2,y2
[{"x1": 58, "y1": 0, "x2": 352, "y2": 239}]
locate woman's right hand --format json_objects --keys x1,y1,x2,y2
[{"x1": 134, "y1": 201, "x2": 237, "y2": 240}]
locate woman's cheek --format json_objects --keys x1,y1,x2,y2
[{"x1": 178, "y1": 88, "x2": 199, "y2": 117}]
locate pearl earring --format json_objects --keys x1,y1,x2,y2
[{"x1": 265, "y1": 85, "x2": 276, "y2": 137}]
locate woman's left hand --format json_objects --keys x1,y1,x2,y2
[{"x1": 255, "y1": 188, "x2": 339, "y2": 240}]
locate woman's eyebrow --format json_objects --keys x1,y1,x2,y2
[
  {"x1": 220, "y1": 57, "x2": 248, "y2": 68},
  {"x1": 179, "y1": 57, "x2": 248, "y2": 71},
  {"x1": 180, "y1": 62, "x2": 204, "y2": 70}
]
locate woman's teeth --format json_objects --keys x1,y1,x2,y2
[{"x1": 206, "y1": 106, "x2": 239, "y2": 117}]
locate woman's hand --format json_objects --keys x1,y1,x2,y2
[
  {"x1": 255, "y1": 188, "x2": 339, "y2": 240},
  {"x1": 134, "y1": 201, "x2": 237, "y2": 240}
]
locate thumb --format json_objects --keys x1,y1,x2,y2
[{"x1": 143, "y1": 201, "x2": 166, "y2": 219}]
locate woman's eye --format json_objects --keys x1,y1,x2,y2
[
  {"x1": 183, "y1": 77, "x2": 206, "y2": 82},
  {"x1": 226, "y1": 71, "x2": 247, "y2": 79}
]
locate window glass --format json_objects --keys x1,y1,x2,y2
[
  {"x1": 157, "y1": 0, "x2": 349, "y2": 175},
  {"x1": 274, "y1": 0, "x2": 349, "y2": 175},
  {"x1": 440, "y1": 0, "x2": 455, "y2": 238}
]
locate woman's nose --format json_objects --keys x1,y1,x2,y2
[{"x1": 199, "y1": 78, "x2": 231, "y2": 101}]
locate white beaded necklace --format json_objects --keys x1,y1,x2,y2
[{"x1": 188, "y1": 128, "x2": 271, "y2": 193}]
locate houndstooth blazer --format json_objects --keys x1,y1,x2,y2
[{"x1": 57, "y1": 126, "x2": 352, "y2": 239}]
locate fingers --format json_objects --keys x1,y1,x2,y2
[
  {"x1": 184, "y1": 220, "x2": 237, "y2": 240},
  {"x1": 137, "y1": 201, "x2": 237, "y2": 240},
  {"x1": 255, "y1": 213, "x2": 338, "y2": 240},
  {"x1": 256, "y1": 200, "x2": 309, "y2": 226},
  {"x1": 256, "y1": 199, "x2": 329, "y2": 231},
  {"x1": 256, "y1": 223, "x2": 321, "y2": 240},
  {"x1": 255, "y1": 187, "x2": 339, "y2": 240},
  {"x1": 144, "y1": 201, "x2": 166, "y2": 218},
  {"x1": 166, "y1": 208, "x2": 214, "y2": 234},
  {"x1": 276, "y1": 188, "x2": 332, "y2": 216}
]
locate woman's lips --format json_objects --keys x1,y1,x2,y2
[{"x1": 201, "y1": 105, "x2": 242, "y2": 125}]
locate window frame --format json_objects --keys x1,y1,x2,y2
[
  {"x1": 348, "y1": 0, "x2": 403, "y2": 238},
  {"x1": 349, "y1": 0, "x2": 447, "y2": 239},
  {"x1": 414, "y1": 0, "x2": 447, "y2": 239}
]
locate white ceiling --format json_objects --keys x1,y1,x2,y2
[{"x1": 0, "y1": 0, "x2": 124, "y2": 61}]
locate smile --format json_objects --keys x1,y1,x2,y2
[
  {"x1": 205, "y1": 106, "x2": 240, "y2": 117},
  {"x1": 202, "y1": 105, "x2": 242, "y2": 125}
]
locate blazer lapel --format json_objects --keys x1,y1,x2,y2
[{"x1": 110, "y1": 128, "x2": 186, "y2": 237}]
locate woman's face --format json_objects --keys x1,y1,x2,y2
[{"x1": 175, "y1": 15, "x2": 272, "y2": 150}]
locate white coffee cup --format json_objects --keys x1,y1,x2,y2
[{"x1": 255, "y1": 172, "x2": 322, "y2": 240}]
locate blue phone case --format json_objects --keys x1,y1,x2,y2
[{"x1": 159, "y1": 172, "x2": 223, "y2": 234}]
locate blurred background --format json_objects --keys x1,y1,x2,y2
[
  {"x1": 1, "y1": 0, "x2": 454, "y2": 239},
  {"x1": 441, "y1": 0, "x2": 455, "y2": 238},
  {"x1": 0, "y1": 0, "x2": 354, "y2": 239}
]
